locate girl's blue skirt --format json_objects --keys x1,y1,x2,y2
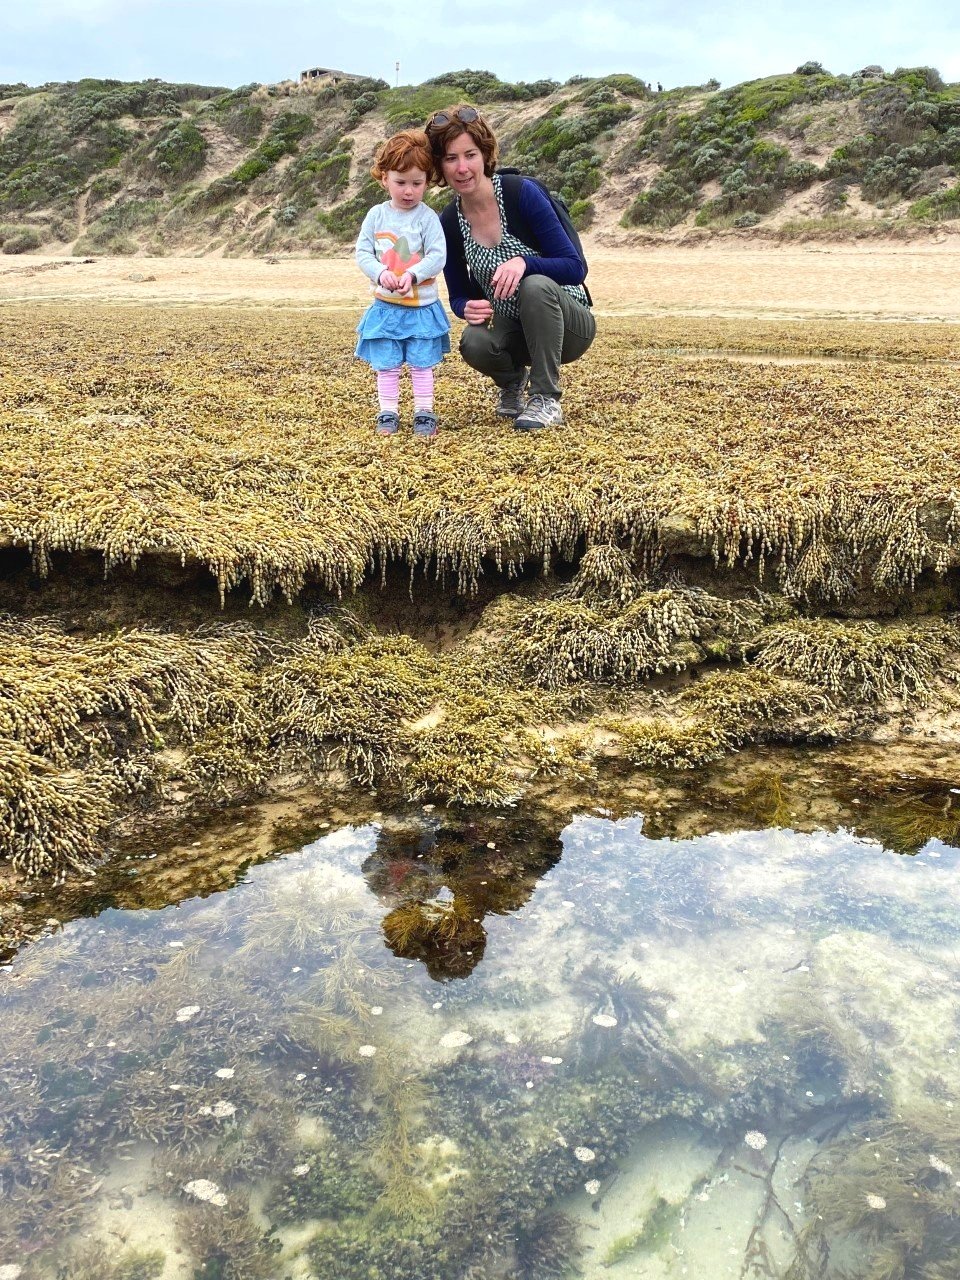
[{"x1": 355, "y1": 298, "x2": 451, "y2": 371}]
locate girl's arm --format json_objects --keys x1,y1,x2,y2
[
  {"x1": 410, "y1": 206, "x2": 447, "y2": 282},
  {"x1": 355, "y1": 207, "x2": 385, "y2": 284},
  {"x1": 513, "y1": 181, "x2": 585, "y2": 286}
]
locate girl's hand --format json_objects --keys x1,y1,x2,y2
[
  {"x1": 490, "y1": 256, "x2": 526, "y2": 300},
  {"x1": 464, "y1": 299, "x2": 494, "y2": 325},
  {"x1": 379, "y1": 269, "x2": 401, "y2": 292},
  {"x1": 396, "y1": 271, "x2": 414, "y2": 296}
]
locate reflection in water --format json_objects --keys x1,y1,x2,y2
[
  {"x1": 2, "y1": 778, "x2": 960, "y2": 1278},
  {"x1": 364, "y1": 814, "x2": 563, "y2": 978}
]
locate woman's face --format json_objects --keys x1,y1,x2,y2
[{"x1": 440, "y1": 130, "x2": 486, "y2": 196}]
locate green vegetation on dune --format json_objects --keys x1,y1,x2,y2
[
  {"x1": 1, "y1": 63, "x2": 959, "y2": 254},
  {"x1": 512, "y1": 85, "x2": 635, "y2": 204},
  {"x1": 0, "y1": 79, "x2": 223, "y2": 225}
]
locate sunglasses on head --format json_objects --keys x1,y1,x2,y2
[{"x1": 427, "y1": 106, "x2": 480, "y2": 130}]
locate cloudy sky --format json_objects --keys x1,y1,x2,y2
[{"x1": 2, "y1": 0, "x2": 959, "y2": 92}]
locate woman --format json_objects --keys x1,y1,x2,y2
[{"x1": 426, "y1": 104, "x2": 596, "y2": 431}]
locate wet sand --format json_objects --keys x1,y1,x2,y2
[{"x1": 3, "y1": 240, "x2": 960, "y2": 321}]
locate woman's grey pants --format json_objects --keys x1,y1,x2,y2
[{"x1": 458, "y1": 275, "x2": 596, "y2": 400}]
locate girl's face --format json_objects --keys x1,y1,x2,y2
[
  {"x1": 440, "y1": 131, "x2": 486, "y2": 196},
  {"x1": 383, "y1": 167, "x2": 428, "y2": 210}
]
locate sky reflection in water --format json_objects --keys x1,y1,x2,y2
[{"x1": 3, "y1": 798, "x2": 960, "y2": 1280}]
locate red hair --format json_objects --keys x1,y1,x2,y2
[{"x1": 370, "y1": 129, "x2": 433, "y2": 180}]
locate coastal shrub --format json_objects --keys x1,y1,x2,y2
[
  {"x1": 232, "y1": 154, "x2": 271, "y2": 184},
  {"x1": 228, "y1": 110, "x2": 313, "y2": 185},
  {"x1": 511, "y1": 98, "x2": 631, "y2": 202},
  {"x1": 149, "y1": 121, "x2": 207, "y2": 181},
  {"x1": 621, "y1": 70, "x2": 854, "y2": 226},
  {"x1": 221, "y1": 102, "x2": 264, "y2": 145},
  {"x1": 88, "y1": 172, "x2": 123, "y2": 201},
  {"x1": 587, "y1": 73, "x2": 650, "y2": 98},
  {"x1": 909, "y1": 181, "x2": 960, "y2": 220},
  {"x1": 0, "y1": 102, "x2": 134, "y2": 212},
  {"x1": 0, "y1": 226, "x2": 41, "y2": 252},
  {"x1": 311, "y1": 76, "x2": 388, "y2": 106},
  {"x1": 623, "y1": 174, "x2": 698, "y2": 226},
  {"x1": 260, "y1": 111, "x2": 313, "y2": 162},
  {"x1": 59, "y1": 79, "x2": 187, "y2": 130},
  {"x1": 73, "y1": 197, "x2": 161, "y2": 250},
  {"x1": 424, "y1": 68, "x2": 558, "y2": 102},
  {"x1": 892, "y1": 65, "x2": 946, "y2": 94},
  {"x1": 817, "y1": 71, "x2": 960, "y2": 203},
  {"x1": 315, "y1": 178, "x2": 381, "y2": 239},
  {"x1": 289, "y1": 142, "x2": 352, "y2": 202},
  {"x1": 568, "y1": 198, "x2": 595, "y2": 230}
]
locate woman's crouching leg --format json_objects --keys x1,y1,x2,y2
[
  {"x1": 517, "y1": 276, "x2": 595, "y2": 400},
  {"x1": 459, "y1": 317, "x2": 526, "y2": 387}
]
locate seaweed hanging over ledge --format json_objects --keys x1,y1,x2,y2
[{"x1": 1, "y1": 307, "x2": 959, "y2": 606}]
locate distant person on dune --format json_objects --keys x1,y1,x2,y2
[{"x1": 426, "y1": 104, "x2": 595, "y2": 432}]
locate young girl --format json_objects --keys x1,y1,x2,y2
[{"x1": 355, "y1": 130, "x2": 450, "y2": 438}]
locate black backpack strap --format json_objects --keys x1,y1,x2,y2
[{"x1": 497, "y1": 172, "x2": 533, "y2": 246}]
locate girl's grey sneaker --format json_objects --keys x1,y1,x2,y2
[
  {"x1": 413, "y1": 411, "x2": 438, "y2": 439},
  {"x1": 495, "y1": 370, "x2": 529, "y2": 418},
  {"x1": 514, "y1": 393, "x2": 563, "y2": 431},
  {"x1": 375, "y1": 410, "x2": 400, "y2": 435}
]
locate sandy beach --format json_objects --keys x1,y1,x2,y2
[{"x1": 3, "y1": 239, "x2": 960, "y2": 321}]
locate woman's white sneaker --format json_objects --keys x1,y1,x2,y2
[{"x1": 514, "y1": 394, "x2": 563, "y2": 431}]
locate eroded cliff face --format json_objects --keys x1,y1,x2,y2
[{"x1": 1, "y1": 303, "x2": 958, "y2": 913}]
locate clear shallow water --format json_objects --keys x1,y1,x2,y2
[{"x1": 3, "y1": 798, "x2": 960, "y2": 1280}]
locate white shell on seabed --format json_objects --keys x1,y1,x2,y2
[
  {"x1": 592, "y1": 1013, "x2": 618, "y2": 1028},
  {"x1": 358, "y1": 1045, "x2": 377, "y2": 1057},
  {"x1": 439, "y1": 1030, "x2": 473, "y2": 1048},
  {"x1": 183, "y1": 1179, "x2": 228, "y2": 1207},
  {"x1": 584, "y1": 1179, "x2": 601, "y2": 1195},
  {"x1": 200, "y1": 1101, "x2": 236, "y2": 1119},
  {"x1": 574, "y1": 1146, "x2": 596, "y2": 1163},
  {"x1": 865, "y1": 1193, "x2": 887, "y2": 1210},
  {"x1": 215, "y1": 1068, "x2": 235, "y2": 1079},
  {"x1": 175, "y1": 1005, "x2": 201, "y2": 1023},
  {"x1": 744, "y1": 1131, "x2": 768, "y2": 1151},
  {"x1": 929, "y1": 1155, "x2": 954, "y2": 1175},
  {"x1": 0, "y1": 1266, "x2": 24, "y2": 1280}
]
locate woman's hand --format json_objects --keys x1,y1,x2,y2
[
  {"x1": 464, "y1": 299, "x2": 494, "y2": 325},
  {"x1": 490, "y1": 256, "x2": 526, "y2": 300}
]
